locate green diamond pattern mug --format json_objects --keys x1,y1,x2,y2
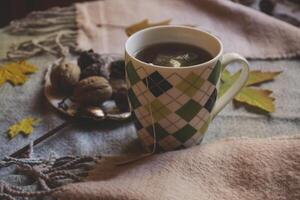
[{"x1": 125, "y1": 26, "x2": 249, "y2": 152}]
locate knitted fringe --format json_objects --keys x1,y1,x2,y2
[
  {"x1": 0, "y1": 145, "x2": 98, "y2": 200},
  {"x1": 4, "y1": 6, "x2": 78, "y2": 61},
  {"x1": 7, "y1": 6, "x2": 76, "y2": 35}
]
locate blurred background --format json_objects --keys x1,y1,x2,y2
[
  {"x1": 0, "y1": 0, "x2": 95, "y2": 27},
  {"x1": 0, "y1": 0, "x2": 299, "y2": 28}
]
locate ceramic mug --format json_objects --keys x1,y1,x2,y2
[{"x1": 125, "y1": 25, "x2": 249, "y2": 152}]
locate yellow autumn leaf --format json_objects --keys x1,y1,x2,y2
[
  {"x1": 7, "y1": 117, "x2": 40, "y2": 139},
  {"x1": 125, "y1": 19, "x2": 171, "y2": 36},
  {"x1": 0, "y1": 60, "x2": 38, "y2": 86},
  {"x1": 235, "y1": 88, "x2": 275, "y2": 113},
  {"x1": 220, "y1": 70, "x2": 281, "y2": 113},
  {"x1": 246, "y1": 71, "x2": 282, "y2": 86}
]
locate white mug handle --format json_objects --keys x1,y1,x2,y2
[{"x1": 211, "y1": 53, "x2": 250, "y2": 119}]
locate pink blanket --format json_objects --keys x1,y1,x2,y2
[
  {"x1": 75, "y1": 0, "x2": 300, "y2": 59},
  {"x1": 54, "y1": 137, "x2": 300, "y2": 200}
]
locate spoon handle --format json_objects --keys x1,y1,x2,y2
[{"x1": 10, "y1": 120, "x2": 73, "y2": 158}]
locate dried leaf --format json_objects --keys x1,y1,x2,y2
[
  {"x1": 245, "y1": 70, "x2": 282, "y2": 86},
  {"x1": 7, "y1": 117, "x2": 40, "y2": 139},
  {"x1": 125, "y1": 19, "x2": 171, "y2": 36},
  {"x1": 235, "y1": 88, "x2": 275, "y2": 113},
  {"x1": 220, "y1": 70, "x2": 281, "y2": 113},
  {"x1": 0, "y1": 60, "x2": 38, "y2": 86}
]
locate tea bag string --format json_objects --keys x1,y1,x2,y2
[
  {"x1": 116, "y1": 67, "x2": 157, "y2": 166},
  {"x1": 145, "y1": 71, "x2": 158, "y2": 154}
]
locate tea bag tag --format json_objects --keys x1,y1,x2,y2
[{"x1": 169, "y1": 59, "x2": 181, "y2": 68}]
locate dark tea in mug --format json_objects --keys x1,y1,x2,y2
[{"x1": 135, "y1": 42, "x2": 213, "y2": 67}]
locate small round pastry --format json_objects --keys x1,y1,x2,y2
[
  {"x1": 77, "y1": 49, "x2": 105, "y2": 70},
  {"x1": 109, "y1": 59, "x2": 125, "y2": 79},
  {"x1": 80, "y1": 62, "x2": 109, "y2": 80},
  {"x1": 259, "y1": 0, "x2": 276, "y2": 15},
  {"x1": 50, "y1": 61, "x2": 81, "y2": 94},
  {"x1": 73, "y1": 76, "x2": 112, "y2": 105}
]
